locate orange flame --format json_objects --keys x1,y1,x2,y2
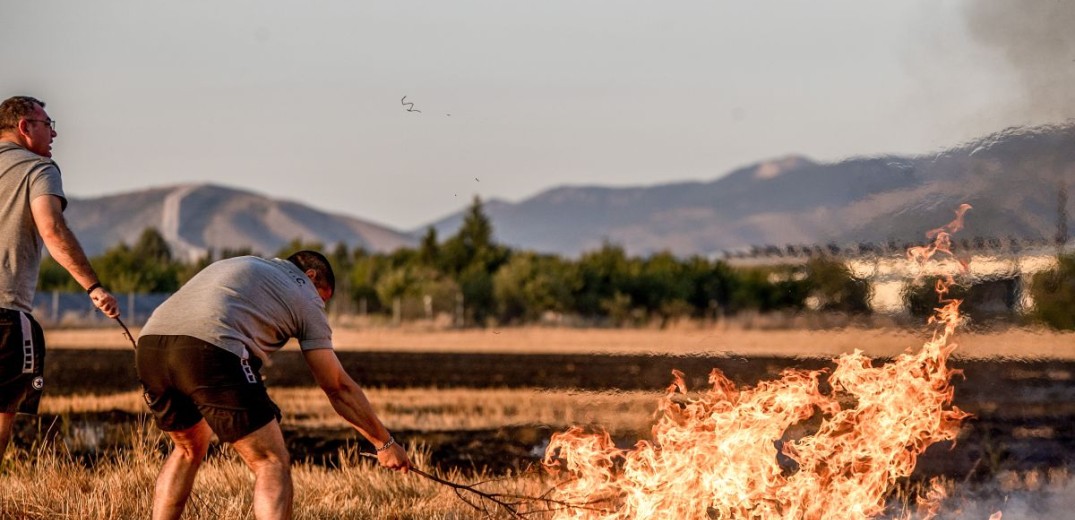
[
  {"x1": 907, "y1": 203, "x2": 972, "y2": 271},
  {"x1": 544, "y1": 207, "x2": 975, "y2": 519}
]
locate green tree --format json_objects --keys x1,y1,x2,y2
[
  {"x1": 1029, "y1": 253, "x2": 1075, "y2": 329},
  {"x1": 629, "y1": 252, "x2": 694, "y2": 326},
  {"x1": 132, "y1": 227, "x2": 173, "y2": 263},
  {"x1": 682, "y1": 257, "x2": 737, "y2": 318},
  {"x1": 417, "y1": 227, "x2": 440, "y2": 267},
  {"x1": 94, "y1": 229, "x2": 181, "y2": 293},
  {"x1": 348, "y1": 253, "x2": 384, "y2": 314},
  {"x1": 374, "y1": 263, "x2": 459, "y2": 320},
  {"x1": 731, "y1": 266, "x2": 809, "y2": 313},
  {"x1": 573, "y1": 242, "x2": 631, "y2": 320},
  {"x1": 439, "y1": 197, "x2": 507, "y2": 325},
  {"x1": 804, "y1": 257, "x2": 872, "y2": 314},
  {"x1": 493, "y1": 252, "x2": 577, "y2": 324}
]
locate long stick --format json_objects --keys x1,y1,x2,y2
[
  {"x1": 115, "y1": 317, "x2": 137, "y2": 349},
  {"x1": 358, "y1": 452, "x2": 603, "y2": 518}
]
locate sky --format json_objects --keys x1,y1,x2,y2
[{"x1": 3, "y1": 1, "x2": 1073, "y2": 231}]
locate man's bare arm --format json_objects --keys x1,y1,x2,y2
[
  {"x1": 303, "y1": 348, "x2": 410, "y2": 472},
  {"x1": 30, "y1": 194, "x2": 119, "y2": 318}
]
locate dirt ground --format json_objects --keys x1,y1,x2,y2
[{"x1": 45, "y1": 323, "x2": 1075, "y2": 359}]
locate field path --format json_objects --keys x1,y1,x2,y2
[{"x1": 45, "y1": 325, "x2": 1075, "y2": 359}]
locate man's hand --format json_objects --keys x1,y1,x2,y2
[
  {"x1": 89, "y1": 286, "x2": 119, "y2": 318},
  {"x1": 377, "y1": 442, "x2": 411, "y2": 473}
]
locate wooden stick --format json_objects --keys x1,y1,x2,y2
[{"x1": 358, "y1": 452, "x2": 606, "y2": 518}]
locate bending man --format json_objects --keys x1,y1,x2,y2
[
  {"x1": 136, "y1": 251, "x2": 410, "y2": 520},
  {"x1": 1, "y1": 95, "x2": 120, "y2": 457}
]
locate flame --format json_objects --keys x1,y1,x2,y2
[
  {"x1": 543, "y1": 207, "x2": 975, "y2": 519},
  {"x1": 907, "y1": 203, "x2": 972, "y2": 272}
]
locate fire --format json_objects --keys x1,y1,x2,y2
[{"x1": 543, "y1": 207, "x2": 975, "y2": 519}]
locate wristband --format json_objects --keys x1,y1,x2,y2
[
  {"x1": 86, "y1": 282, "x2": 102, "y2": 295},
  {"x1": 376, "y1": 436, "x2": 396, "y2": 452}
]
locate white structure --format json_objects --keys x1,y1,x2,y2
[{"x1": 725, "y1": 242, "x2": 1064, "y2": 315}]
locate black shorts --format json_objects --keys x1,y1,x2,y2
[
  {"x1": 136, "y1": 335, "x2": 280, "y2": 443},
  {"x1": 0, "y1": 308, "x2": 46, "y2": 415}
]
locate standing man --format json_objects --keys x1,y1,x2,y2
[
  {"x1": 136, "y1": 251, "x2": 410, "y2": 520},
  {"x1": 0, "y1": 95, "x2": 120, "y2": 456}
]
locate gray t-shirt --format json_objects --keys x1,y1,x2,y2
[
  {"x1": 0, "y1": 142, "x2": 66, "y2": 313},
  {"x1": 140, "y1": 256, "x2": 333, "y2": 361}
]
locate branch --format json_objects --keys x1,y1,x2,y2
[{"x1": 358, "y1": 452, "x2": 606, "y2": 518}]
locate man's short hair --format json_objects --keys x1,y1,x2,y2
[
  {"x1": 287, "y1": 250, "x2": 335, "y2": 296},
  {"x1": 0, "y1": 96, "x2": 45, "y2": 132}
]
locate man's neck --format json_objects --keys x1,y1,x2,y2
[{"x1": 0, "y1": 137, "x2": 32, "y2": 153}]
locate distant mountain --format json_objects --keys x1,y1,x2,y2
[
  {"x1": 64, "y1": 184, "x2": 415, "y2": 260},
  {"x1": 422, "y1": 123, "x2": 1075, "y2": 257},
  {"x1": 64, "y1": 124, "x2": 1075, "y2": 261}
]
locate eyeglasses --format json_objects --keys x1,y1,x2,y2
[{"x1": 25, "y1": 119, "x2": 56, "y2": 131}]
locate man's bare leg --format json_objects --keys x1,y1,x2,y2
[
  {"x1": 0, "y1": 412, "x2": 15, "y2": 458},
  {"x1": 153, "y1": 419, "x2": 212, "y2": 520},
  {"x1": 231, "y1": 420, "x2": 292, "y2": 520}
]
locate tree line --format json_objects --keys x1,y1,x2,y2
[{"x1": 35, "y1": 197, "x2": 1075, "y2": 329}]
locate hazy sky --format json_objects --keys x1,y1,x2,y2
[{"x1": 3, "y1": 1, "x2": 1072, "y2": 231}]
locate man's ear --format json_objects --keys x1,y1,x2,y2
[{"x1": 305, "y1": 268, "x2": 319, "y2": 284}]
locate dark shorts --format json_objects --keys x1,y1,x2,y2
[
  {"x1": 136, "y1": 335, "x2": 280, "y2": 443},
  {"x1": 0, "y1": 308, "x2": 46, "y2": 415}
]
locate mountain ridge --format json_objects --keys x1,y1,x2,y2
[
  {"x1": 64, "y1": 183, "x2": 416, "y2": 260},
  {"x1": 63, "y1": 122, "x2": 1075, "y2": 259}
]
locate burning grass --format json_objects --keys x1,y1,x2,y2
[
  {"x1": 534, "y1": 205, "x2": 993, "y2": 519},
  {"x1": 1, "y1": 422, "x2": 1067, "y2": 519}
]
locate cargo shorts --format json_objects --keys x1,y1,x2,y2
[
  {"x1": 0, "y1": 308, "x2": 46, "y2": 415},
  {"x1": 136, "y1": 335, "x2": 281, "y2": 443}
]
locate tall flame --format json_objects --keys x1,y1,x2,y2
[{"x1": 544, "y1": 206, "x2": 974, "y2": 519}]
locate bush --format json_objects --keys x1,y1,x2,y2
[{"x1": 1029, "y1": 254, "x2": 1075, "y2": 330}]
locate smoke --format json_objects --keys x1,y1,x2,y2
[
  {"x1": 930, "y1": 471, "x2": 1075, "y2": 520},
  {"x1": 961, "y1": 0, "x2": 1075, "y2": 124}
]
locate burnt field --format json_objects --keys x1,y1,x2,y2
[{"x1": 32, "y1": 348, "x2": 1075, "y2": 481}]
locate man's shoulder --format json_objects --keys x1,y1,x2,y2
[
  {"x1": 0, "y1": 142, "x2": 59, "y2": 175},
  {"x1": 0, "y1": 141, "x2": 55, "y2": 164}
]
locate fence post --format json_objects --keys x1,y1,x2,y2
[
  {"x1": 455, "y1": 292, "x2": 464, "y2": 328},
  {"x1": 393, "y1": 296, "x2": 401, "y2": 326}
]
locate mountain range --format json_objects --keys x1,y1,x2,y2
[
  {"x1": 65, "y1": 123, "x2": 1075, "y2": 259},
  {"x1": 64, "y1": 184, "x2": 415, "y2": 261}
]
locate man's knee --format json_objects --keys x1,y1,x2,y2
[
  {"x1": 0, "y1": 413, "x2": 15, "y2": 438},
  {"x1": 231, "y1": 420, "x2": 290, "y2": 471},
  {"x1": 0, "y1": 413, "x2": 16, "y2": 454},
  {"x1": 168, "y1": 421, "x2": 212, "y2": 461},
  {"x1": 245, "y1": 445, "x2": 291, "y2": 472}
]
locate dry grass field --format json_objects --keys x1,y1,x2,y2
[
  {"x1": 40, "y1": 387, "x2": 662, "y2": 433},
  {"x1": 5, "y1": 390, "x2": 1066, "y2": 519},
  {"x1": 44, "y1": 323, "x2": 1075, "y2": 359},
  {"x1": 0, "y1": 430, "x2": 555, "y2": 520},
  {"x1": 5, "y1": 323, "x2": 1072, "y2": 518}
]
